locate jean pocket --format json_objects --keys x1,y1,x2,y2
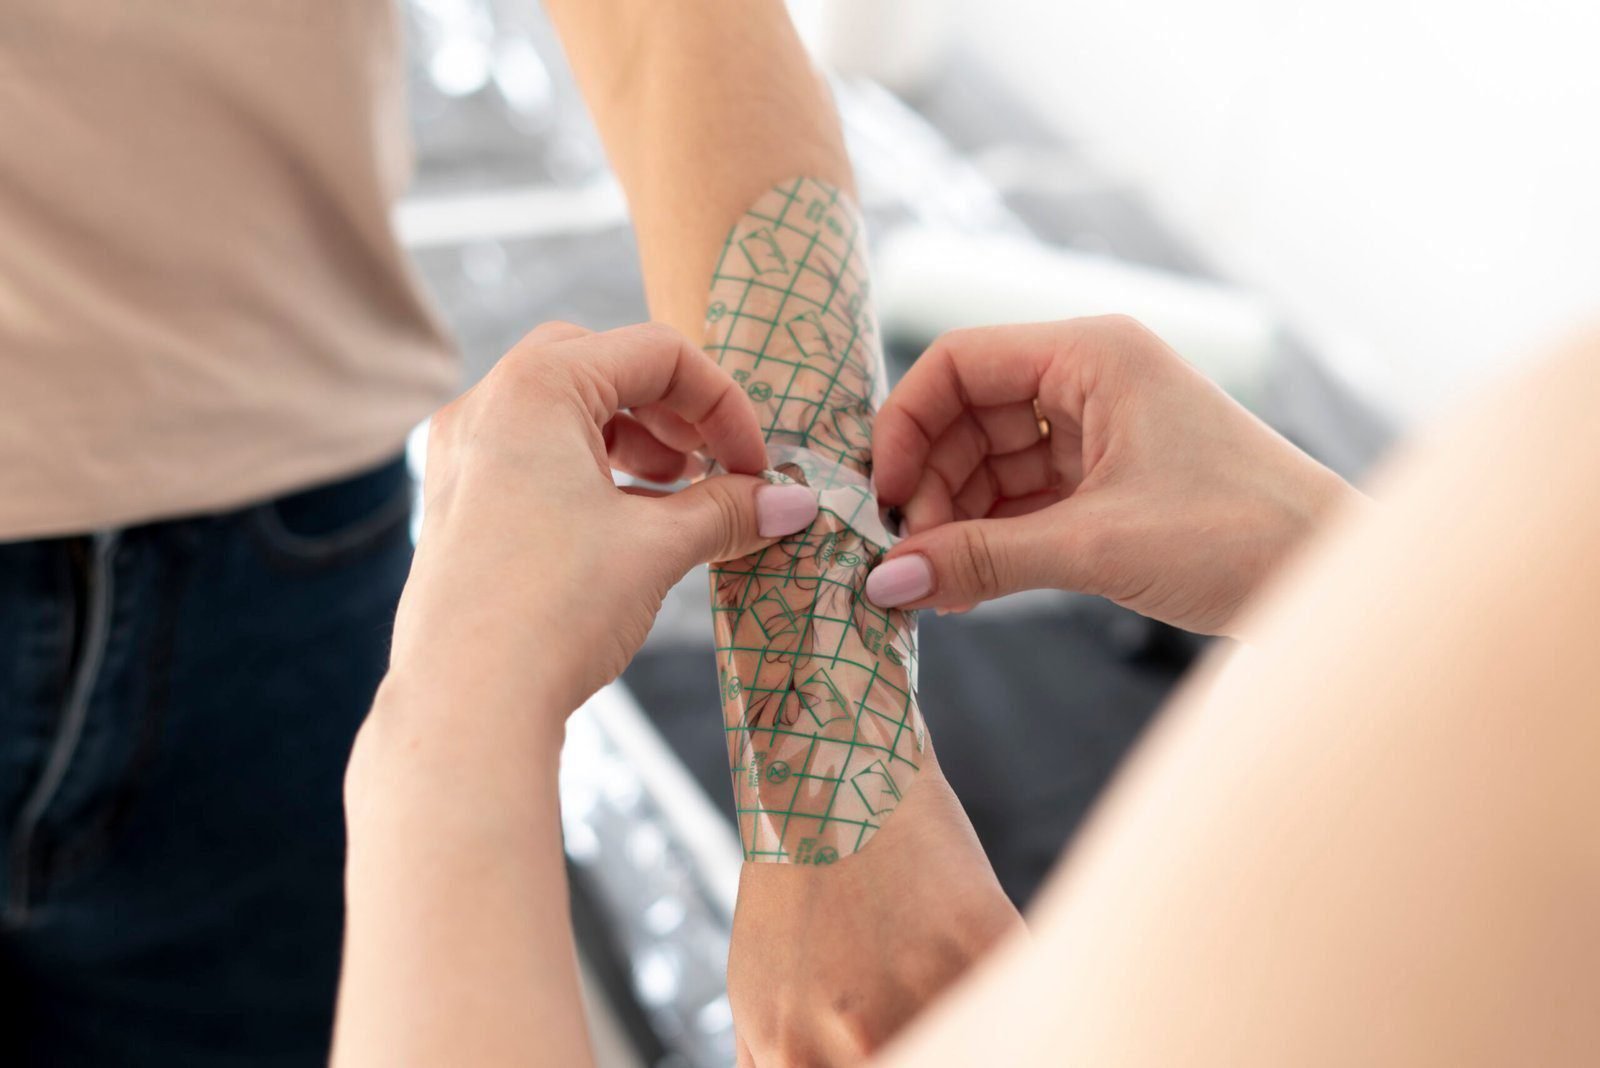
[{"x1": 247, "y1": 455, "x2": 414, "y2": 571}]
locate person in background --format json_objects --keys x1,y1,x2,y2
[{"x1": 3, "y1": 2, "x2": 994, "y2": 1063}]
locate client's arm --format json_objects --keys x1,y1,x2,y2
[
  {"x1": 881, "y1": 333, "x2": 1600, "y2": 1065},
  {"x1": 545, "y1": 0, "x2": 850, "y2": 337},
  {"x1": 546, "y1": 4, "x2": 1021, "y2": 1062}
]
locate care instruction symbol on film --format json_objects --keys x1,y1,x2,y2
[
  {"x1": 802, "y1": 197, "x2": 844, "y2": 237},
  {"x1": 707, "y1": 300, "x2": 728, "y2": 323},
  {"x1": 739, "y1": 228, "x2": 789, "y2": 275},
  {"x1": 798, "y1": 667, "x2": 853, "y2": 730},
  {"x1": 785, "y1": 311, "x2": 836, "y2": 361},
  {"x1": 851, "y1": 760, "x2": 903, "y2": 816},
  {"x1": 752, "y1": 587, "x2": 800, "y2": 640},
  {"x1": 764, "y1": 760, "x2": 792, "y2": 785},
  {"x1": 747, "y1": 381, "x2": 774, "y2": 403},
  {"x1": 812, "y1": 846, "x2": 839, "y2": 866}
]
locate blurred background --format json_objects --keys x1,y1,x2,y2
[{"x1": 396, "y1": 1, "x2": 1598, "y2": 1064}]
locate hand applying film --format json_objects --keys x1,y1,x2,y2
[{"x1": 377, "y1": 320, "x2": 822, "y2": 731}]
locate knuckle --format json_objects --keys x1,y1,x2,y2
[
  {"x1": 522, "y1": 319, "x2": 588, "y2": 345},
  {"x1": 831, "y1": 1000, "x2": 879, "y2": 1057},
  {"x1": 620, "y1": 320, "x2": 686, "y2": 351},
  {"x1": 1092, "y1": 312, "x2": 1149, "y2": 339},
  {"x1": 429, "y1": 396, "x2": 463, "y2": 438},
  {"x1": 927, "y1": 325, "x2": 982, "y2": 358}
]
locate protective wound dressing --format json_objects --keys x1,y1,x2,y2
[{"x1": 706, "y1": 178, "x2": 926, "y2": 864}]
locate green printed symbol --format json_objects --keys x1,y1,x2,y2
[
  {"x1": 812, "y1": 847, "x2": 839, "y2": 866},
  {"x1": 785, "y1": 311, "x2": 835, "y2": 360},
  {"x1": 707, "y1": 300, "x2": 728, "y2": 323},
  {"x1": 747, "y1": 381, "x2": 773, "y2": 403},
  {"x1": 833, "y1": 551, "x2": 862, "y2": 567},
  {"x1": 765, "y1": 760, "x2": 792, "y2": 785},
  {"x1": 732, "y1": 368, "x2": 750, "y2": 383},
  {"x1": 723, "y1": 675, "x2": 743, "y2": 701},
  {"x1": 739, "y1": 228, "x2": 789, "y2": 275},
  {"x1": 752, "y1": 588, "x2": 800, "y2": 640},
  {"x1": 815, "y1": 531, "x2": 839, "y2": 565},
  {"x1": 797, "y1": 667, "x2": 852, "y2": 729},
  {"x1": 851, "y1": 760, "x2": 903, "y2": 816}
]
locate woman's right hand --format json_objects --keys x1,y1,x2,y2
[{"x1": 865, "y1": 316, "x2": 1361, "y2": 636}]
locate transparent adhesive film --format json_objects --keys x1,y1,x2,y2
[{"x1": 705, "y1": 177, "x2": 927, "y2": 864}]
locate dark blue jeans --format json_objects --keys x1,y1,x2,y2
[{"x1": 0, "y1": 455, "x2": 412, "y2": 1065}]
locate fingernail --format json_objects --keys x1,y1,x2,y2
[
  {"x1": 865, "y1": 554, "x2": 933, "y2": 607},
  {"x1": 756, "y1": 484, "x2": 819, "y2": 537}
]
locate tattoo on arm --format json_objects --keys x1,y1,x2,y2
[{"x1": 707, "y1": 178, "x2": 927, "y2": 865}]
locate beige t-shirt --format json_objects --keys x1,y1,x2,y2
[{"x1": 0, "y1": 1, "x2": 458, "y2": 539}]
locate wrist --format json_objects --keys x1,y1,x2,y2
[
  {"x1": 345, "y1": 667, "x2": 568, "y2": 833},
  {"x1": 1227, "y1": 464, "x2": 1366, "y2": 642}
]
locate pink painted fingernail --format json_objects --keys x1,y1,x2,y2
[
  {"x1": 865, "y1": 554, "x2": 934, "y2": 607},
  {"x1": 756, "y1": 484, "x2": 819, "y2": 537}
]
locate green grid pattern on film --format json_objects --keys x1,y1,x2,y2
[{"x1": 705, "y1": 178, "x2": 925, "y2": 864}]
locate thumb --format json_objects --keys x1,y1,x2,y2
[
  {"x1": 655, "y1": 474, "x2": 819, "y2": 567},
  {"x1": 864, "y1": 505, "x2": 1097, "y2": 609}
]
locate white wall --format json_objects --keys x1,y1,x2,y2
[{"x1": 962, "y1": 0, "x2": 1600, "y2": 418}]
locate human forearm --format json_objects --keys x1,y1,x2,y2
[
  {"x1": 334, "y1": 680, "x2": 591, "y2": 1068},
  {"x1": 545, "y1": 0, "x2": 851, "y2": 335}
]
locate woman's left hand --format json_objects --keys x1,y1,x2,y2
[{"x1": 383, "y1": 321, "x2": 819, "y2": 745}]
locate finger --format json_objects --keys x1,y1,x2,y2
[
  {"x1": 918, "y1": 401, "x2": 1052, "y2": 522},
  {"x1": 952, "y1": 463, "x2": 999, "y2": 522},
  {"x1": 874, "y1": 318, "x2": 1131, "y2": 504},
  {"x1": 922, "y1": 411, "x2": 993, "y2": 508},
  {"x1": 652, "y1": 474, "x2": 819, "y2": 569},
  {"x1": 522, "y1": 320, "x2": 593, "y2": 345},
  {"x1": 873, "y1": 324, "x2": 1060, "y2": 505},
  {"x1": 974, "y1": 400, "x2": 1047, "y2": 455},
  {"x1": 988, "y1": 440, "x2": 1057, "y2": 499},
  {"x1": 550, "y1": 322, "x2": 768, "y2": 476},
  {"x1": 736, "y1": 1038, "x2": 756, "y2": 1068},
  {"x1": 903, "y1": 465, "x2": 957, "y2": 535},
  {"x1": 630, "y1": 402, "x2": 707, "y2": 454},
  {"x1": 864, "y1": 503, "x2": 1101, "y2": 609},
  {"x1": 987, "y1": 487, "x2": 1062, "y2": 519},
  {"x1": 603, "y1": 414, "x2": 691, "y2": 484}
]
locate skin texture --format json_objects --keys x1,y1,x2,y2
[
  {"x1": 333, "y1": 322, "x2": 818, "y2": 1068},
  {"x1": 869, "y1": 316, "x2": 1360, "y2": 636},
  {"x1": 545, "y1": 2, "x2": 1020, "y2": 1057},
  {"x1": 732, "y1": 762, "x2": 1020, "y2": 1066}
]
